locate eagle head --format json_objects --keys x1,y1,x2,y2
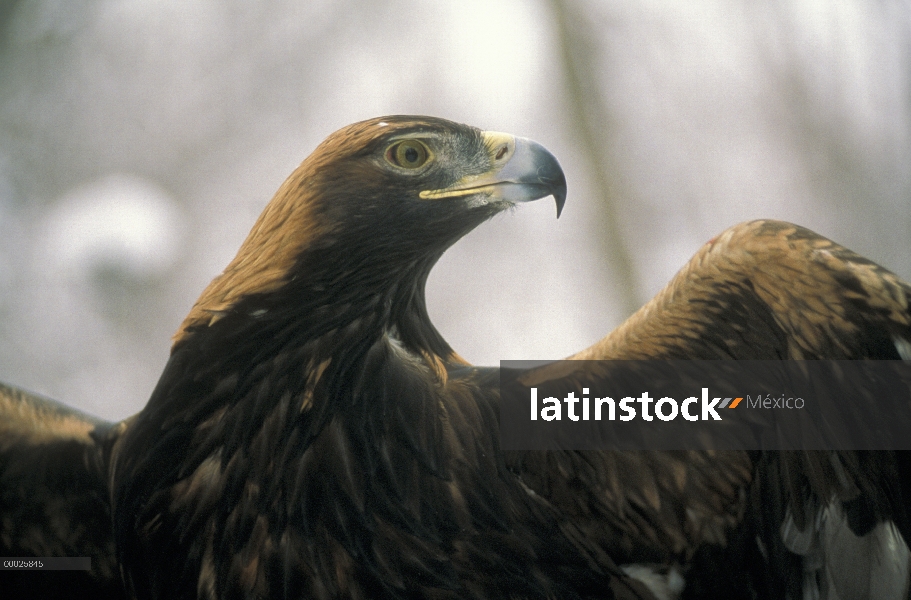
[
  {"x1": 293, "y1": 115, "x2": 566, "y2": 260},
  {"x1": 175, "y1": 115, "x2": 565, "y2": 350}
]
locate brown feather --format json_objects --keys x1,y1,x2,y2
[{"x1": 573, "y1": 220, "x2": 911, "y2": 361}]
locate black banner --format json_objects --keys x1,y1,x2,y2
[{"x1": 499, "y1": 360, "x2": 911, "y2": 450}]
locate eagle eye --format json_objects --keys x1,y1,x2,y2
[{"x1": 386, "y1": 140, "x2": 430, "y2": 170}]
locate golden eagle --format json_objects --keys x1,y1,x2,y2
[{"x1": 2, "y1": 116, "x2": 911, "y2": 599}]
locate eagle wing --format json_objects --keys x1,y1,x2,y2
[
  {"x1": 509, "y1": 220, "x2": 911, "y2": 598},
  {"x1": 573, "y1": 220, "x2": 911, "y2": 363},
  {"x1": 0, "y1": 382, "x2": 126, "y2": 599}
]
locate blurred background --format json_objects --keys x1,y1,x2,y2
[{"x1": 0, "y1": 0, "x2": 909, "y2": 420}]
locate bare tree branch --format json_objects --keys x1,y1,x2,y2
[{"x1": 547, "y1": 0, "x2": 642, "y2": 317}]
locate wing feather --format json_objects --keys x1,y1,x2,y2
[
  {"x1": 573, "y1": 220, "x2": 911, "y2": 362},
  {"x1": 0, "y1": 382, "x2": 125, "y2": 599}
]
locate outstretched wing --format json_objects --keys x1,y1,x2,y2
[
  {"x1": 573, "y1": 220, "x2": 911, "y2": 363},
  {"x1": 0, "y1": 382, "x2": 126, "y2": 599},
  {"x1": 511, "y1": 220, "x2": 911, "y2": 598}
]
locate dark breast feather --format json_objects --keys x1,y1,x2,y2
[{"x1": 112, "y1": 313, "x2": 654, "y2": 599}]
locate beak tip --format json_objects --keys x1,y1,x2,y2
[{"x1": 554, "y1": 190, "x2": 566, "y2": 218}]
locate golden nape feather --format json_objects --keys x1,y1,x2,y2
[{"x1": 1, "y1": 116, "x2": 910, "y2": 600}]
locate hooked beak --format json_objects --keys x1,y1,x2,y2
[{"x1": 419, "y1": 132, "x2": 567, "y2": 217}]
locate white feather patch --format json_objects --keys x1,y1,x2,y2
[
  {"x1": 621, "y1": 564, "x2": 685, "y2": 600},
  {"x1": 782, "y1": 500, "x2": 911, "y2": 600},
  {"x1": 893, "y1": 336, "x2": 911, "y2": 361}
]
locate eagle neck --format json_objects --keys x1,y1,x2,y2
[
  {"x1": 147, "y1": 241, "x2": 456, "y2": 439},
  {"x1": 275, "y1": 245, "x2": 454, "y2": 364}
]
